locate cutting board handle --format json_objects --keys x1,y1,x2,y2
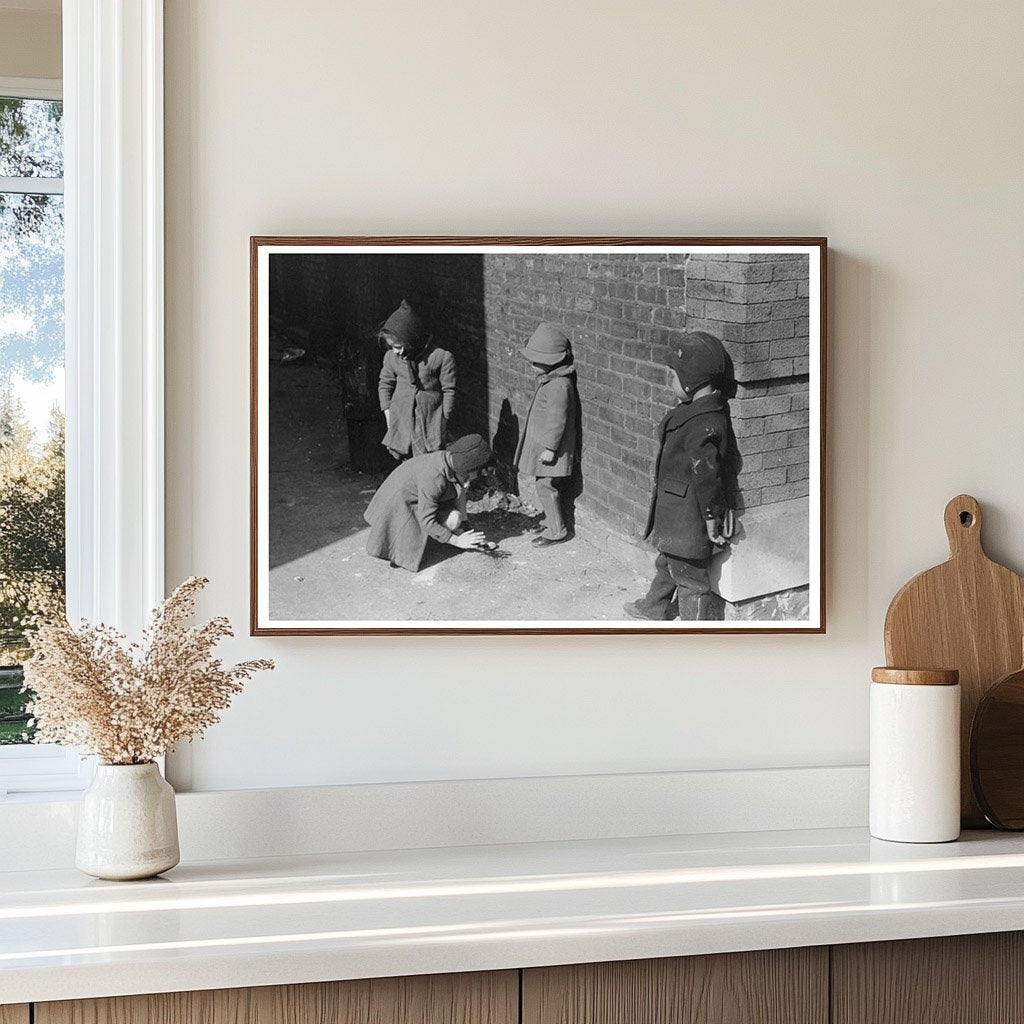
[{"x1": 944, "y1": 494, "x2": 983, "y2": 558}]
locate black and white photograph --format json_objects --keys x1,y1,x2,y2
[{"x1": 251, "y1": 238, "x2": 825, "y2": 634}]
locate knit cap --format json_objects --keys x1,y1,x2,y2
[
  {"x1": 448, "y1": 434, "x2": 492, "y2": 476},
  {"x1": 381, "y1": 299, "x2": 426, "y2": 350}
]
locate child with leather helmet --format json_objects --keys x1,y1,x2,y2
[{"x1": 623, "y1": 332, "x2": 735, "y2": 621}]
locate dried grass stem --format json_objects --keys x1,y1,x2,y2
[{"x1": 23, "y1": 577, "x2": 273, "y2": 765}]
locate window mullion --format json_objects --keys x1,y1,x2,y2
[{"x1": 0, "y1": 176, "x2": 64, "y2": 195}]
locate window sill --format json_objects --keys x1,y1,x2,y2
[{"x1": 0, "y1": 790, "x2": 85, "y2": 804}]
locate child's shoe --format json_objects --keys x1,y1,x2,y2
[
  {"x1": 622, "y1": 599, "x2": 669, "y2": 621},
  {"x1": 532, "y1": 534, "x2": 569, "y2": 548}
]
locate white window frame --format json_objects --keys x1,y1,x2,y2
[{"x1": 0, "y1": 0, "x2": 165, "y2": 797}]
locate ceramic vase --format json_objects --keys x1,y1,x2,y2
[{"x1": 76, "y1": 762, "x2": 180, "y2": 880}]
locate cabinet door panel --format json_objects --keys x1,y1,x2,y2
[
  {"x1": 523, "y1": 948, "x2": 828, "y2": 1024},
  {"x1": 0, "y1": 1007, "x2": 29, "y2": 1024},
  {"x1": 36, "y1": 971, "x2": 518, "y2": 1024},
  {"x1": 832, "y1": 932, "x2": 1024, "y2": 1024}
]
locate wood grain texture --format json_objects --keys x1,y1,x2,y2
[
  {"x1": 884, "y1": 494, "x2": 1024, "y2": 825},
  {"x1": 0, "y1": 1007, "x2": 30, "y2": 1024},
  {"x1": 871, "y1": 667, "x2": 959, "y2": 686},
  {"x1": 522, "y1": 948, "x2": 828, "y2": 1024},
  {"x1": 970, "y1": 658, "x2": 1024, "y2": 827},
  {"x1": 36, "y1": 971, "x2": 517, "y2": 1024},
  {"x1": 832, "y1": 932, "x2": 1024, "y2": 1024}
]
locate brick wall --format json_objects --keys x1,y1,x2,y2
[
  {"x1": 276, "y1": 251, "x2": 812, "y2": 541},
  {"x1": 683, "y1": 254, "x2": 811, "y2": 509}
]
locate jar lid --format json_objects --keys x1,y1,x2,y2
[{"x1": 871, "y1": 667, "x2": 959, "y2": 686}]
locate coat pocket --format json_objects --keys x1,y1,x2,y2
[{"x1": 661, "y1": 477, "x2": 689, "y2": 499}]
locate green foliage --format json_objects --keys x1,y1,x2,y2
[
  {"x1": 0, "y1": 396, "x2": 64, "y2": 744},
  {"x1": 0, "y1": 392, "x2": 65, "y2": 667},
  {"x1": 0, "y1": 665, "x2": 31, "y2": 743}
]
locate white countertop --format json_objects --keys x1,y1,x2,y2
[{"x1": 4, "y1": 826, "x2": 1024, "y2": 1005}]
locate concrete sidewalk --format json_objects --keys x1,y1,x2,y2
[{"x1": 267, "y1": 361, "x2": 649, "y2": 623}]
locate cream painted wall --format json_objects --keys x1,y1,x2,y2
[
  {"x1": 0, "y1": 8, "x2": 60, "y2": 80},
  {"x1": 164, "y1": 1, "x2": 1024, "y2": 791}
]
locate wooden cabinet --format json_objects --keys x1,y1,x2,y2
[
  {"x1": 832, "y1": 932, "x2": 1024, "y2": 1024},
  {"x1": 522, "y1": 948, "x2": 828, "y2": 1024},
  {"x1": 34, "y1": 972, "x2": 518, "y2": 1024},
  {"x1": 13, "y1": 933, "x2": 1024, "y2": 1024}
]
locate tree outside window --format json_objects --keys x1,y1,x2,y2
[{"x1": 0, "y1": 94, "x2": 65, "y2": 744}]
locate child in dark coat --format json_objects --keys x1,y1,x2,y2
[
  {"x1": 513, "y1": 323, "x2": 579, "y2": 547},
  {"x1": 623, "y1": 332, "x2": 735, "y2": 621},
  {"x1": 364, "y1": 435, "x2": 493, "y2": 572},
  {"x1": 377, "y1": 299, "x2": 456, "y2": 461}
]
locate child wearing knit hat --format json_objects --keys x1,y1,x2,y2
[
  {"x1": 513, "y1": 322, "x2": 580, "y2": 547},
  {"x1": 377, "y1": 299, "x2": 457, "y2": 461},
  {"x1": 364, "y1": 435, "x2": 493, "y2": 572}
]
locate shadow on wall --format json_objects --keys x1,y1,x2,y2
[
  {"x1": 720, "y1": 350, "x2": 742, "y2": 511},
  {"x1": 566, "y1": 382, "x2": 584, "y2": 535},
  {"x1": 491, "y1": 398, "x2": 520, "y2": 493},
  {"x1": 370, "y1": 253, "x2": 492, "y2": 441}
]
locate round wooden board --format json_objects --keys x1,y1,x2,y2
[{"x1": 971, "y1": 664, "x2": 1024, "y2": 829}]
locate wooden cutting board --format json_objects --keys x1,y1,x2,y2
[{"x1": 884, "y1": 494, "x2": 1024, "y2": 826}]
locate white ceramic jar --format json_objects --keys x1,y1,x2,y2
[
  {"x1": 76, "y1": 762, "x2": 180, "y2": 880},
  {"x1": 870, "y1": 667, "x2": 961, "y2": 843}
]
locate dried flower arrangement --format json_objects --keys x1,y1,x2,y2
[{"x1": 23, "y1": 577, "x2": 273, "y2": 765}]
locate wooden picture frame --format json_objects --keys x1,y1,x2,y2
[{"x1": 250, "y1": 237, "x2": 827, "y2": 635}]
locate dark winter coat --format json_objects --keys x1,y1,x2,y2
[
  {"x1": 644, "y1": 392, "x2": 731, "y2": 561},
  {"x1": 513, "y1": 365, "x2": 578, "y2": 478},
  {"x1": 364, "y1": 451, "x2": 459, "y2": 572},
  {"x1": 378, "y1": 345, "x2": 456, "y2": 457}
]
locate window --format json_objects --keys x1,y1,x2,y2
[
  {"x1": 0, "y1": 5, "x2": 166, "y2": 798},
  {"x1": 0, "y1": 89, "x2": 65, "y2": 733},
  {"x1": 0, "y1": 79, "x2": 81, "y2": 794}
]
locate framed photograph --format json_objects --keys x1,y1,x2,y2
[{"x1": 250, "y1": 237, "x2": 826, "y2": 635}]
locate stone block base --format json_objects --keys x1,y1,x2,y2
[
  {"x1": 725, "y1": 585, "x2": 810, "y2": 621},
  {"x1": 711, "y1": 496, "x2": 810, "y2": 603}
]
